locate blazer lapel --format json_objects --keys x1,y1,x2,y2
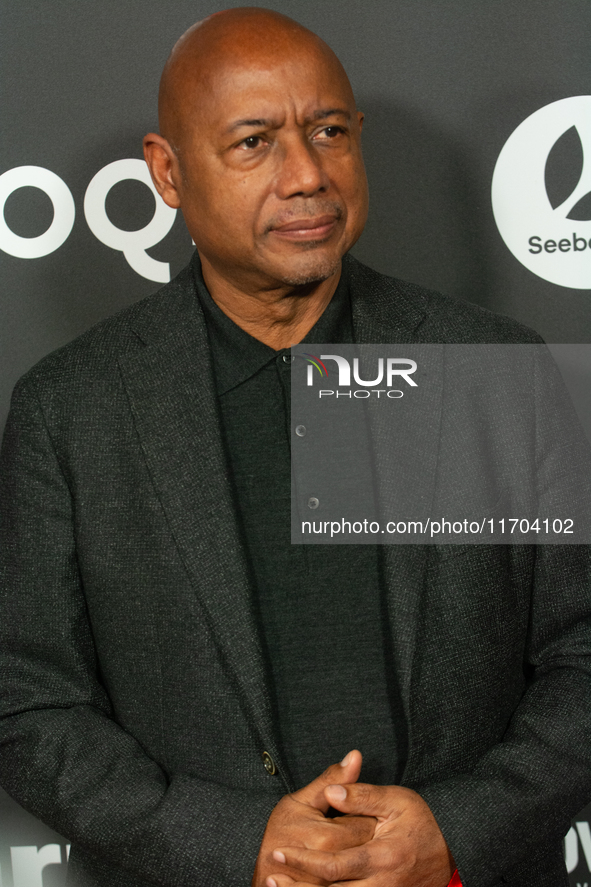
[{"x1": 118, "y1": 271, "x2": 289, "y2": 786}]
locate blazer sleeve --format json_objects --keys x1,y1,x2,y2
[
  {"x1": 0, "y1": 378, "x2": 279, "y2": 887},
  {"x1": 420, "y1": 544, "x2": 591, "y2": 886},
  {"x1": 419, "y1": 347, "x2": 591, "y2": 887}
]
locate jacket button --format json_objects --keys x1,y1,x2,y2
[{"x1": 262, "y1": 751, "x2": 276, "y2": 775}]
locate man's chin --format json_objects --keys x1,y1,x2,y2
[{"x1": 273, "y1": 254, "x2": 343, "y2": 288}]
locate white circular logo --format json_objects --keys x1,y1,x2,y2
[{"x1": 492, "y1": 96, "x2": 591, "y2": 289}]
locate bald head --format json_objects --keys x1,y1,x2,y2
[{"x1": 158, "y1": 8, "x2": 355, "y2": 149}]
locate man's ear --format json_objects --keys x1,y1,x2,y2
[{"x1": 143, "y1": 133, "x2": 182, "y2": 209}]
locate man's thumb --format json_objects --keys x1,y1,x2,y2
[
  {"x1": 324, "y1": 781, "x2": 391, "y2": 818},
  {"x1": 293, "y1": 750, "x2": 362, "y2": 812}
]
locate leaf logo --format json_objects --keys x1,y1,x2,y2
[
  {"x1": 492, "y1": 96, "x2": 591, "y2": 289},
  {"x1": 545, "y1": 126, "x2": 591, "y2": 220},
  {"x1": 568, "y1": 192, "x2": 591, "y2": 223}
]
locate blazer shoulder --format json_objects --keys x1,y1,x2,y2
[
  {"x1": 14, "y1": 260, "x2": 201, "y2": 397},
  {"x1": 419, "y1": 287, "x2": 544, "y2": 344},
  {"x1": 346, "y1": 254, "x2": 543, "y2": 344}
]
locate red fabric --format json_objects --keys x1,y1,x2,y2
[{"x1": 447, "y1": 870, "x2": 462, "y2": 886}]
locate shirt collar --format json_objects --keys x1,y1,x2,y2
[{"x1": 192, "y1": 253, "x2": 354, "y2": 395}]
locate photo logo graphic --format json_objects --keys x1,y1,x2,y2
[
  {"x1": 299, "y1": 352, "x2": 418, "y2": 398},
  {"x1": 492, "y1": 96, "x2": 591, "y2": 289},
  {"x1": 302, "y1": 353, "x2": 329, "y2": 384}
]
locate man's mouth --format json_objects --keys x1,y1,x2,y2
[{"x1": 269, "y1": 214, "x2": 339, "y2": 241}]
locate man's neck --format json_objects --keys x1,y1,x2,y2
[{"x1": 200, "y1": 257, "x2": 342, "y2": 350}]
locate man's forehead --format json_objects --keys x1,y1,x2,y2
[
  {"x1": 192, "y1": 40, "x2": 347, "y2": 94},
  {"x1": 166, "y1": 47, "x2": 353, "y2": 138},
  {"x1": 159, "y1": 10, "x2": 355, "y2": 141}
]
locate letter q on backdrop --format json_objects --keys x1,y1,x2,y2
[{"x1": 0, "y1": 159, "x2": 176, "y2": 283}]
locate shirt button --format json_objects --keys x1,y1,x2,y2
[
  {"x1": 308, "y1": 497, "x2": 319, "y2": 509},
  {"x1": 295, "y1": 425, "x2": 306, "y2": 437},
  {"x1": 262, "y1": 751, "x2": 276, "y2": 775},
  {"x1": 282, "y1": 354, "x2": 294, "y2": 364}
]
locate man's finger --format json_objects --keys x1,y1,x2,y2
[
  {"x1": 293, "y1": 750, "x2": 362, "y2": 812},
  {"x1": 327, "y1": 814, "x2": 376, "y2": 848},
  {"x1": 265, "y1": 877, "x2": 316, "y2": 887},
  {"x1": 324, "y1": 781, "x2": 399, "y2": 818},
  {"x1": 272, "y1": 844, "x2": 373, "y2": 882},
  {"x1": 267, "y1": 875, "x2": 364, "y2": 887}
]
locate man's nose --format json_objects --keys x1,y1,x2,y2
[{"x1": 274, "y1": 136, "x2": 330, "y2": 199}]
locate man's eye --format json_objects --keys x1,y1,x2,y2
[
  {"x1": 241, "y1": 136, "x2": 264, "y2": 149},
  {"x1": 314, "y1": 126, "x2": 344, "y2": 140}
]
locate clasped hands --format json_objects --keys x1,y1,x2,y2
[{"x1": 253, "y1": 750, "x2": 455, "y2": 887}]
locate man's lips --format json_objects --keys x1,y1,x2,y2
[{"x1": 269, "y1": 215, "x2": 339, "y2": 241}]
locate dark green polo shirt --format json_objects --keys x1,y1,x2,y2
[{"x1": 194, "y1": 257, "x2": 402, "y2": 789}]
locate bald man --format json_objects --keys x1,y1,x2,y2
[{"x1": 1, "y1": 9, "x2": 590, "y2": 887}]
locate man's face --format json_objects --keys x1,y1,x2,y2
[{"x1": 170, "y1": 45, "x2": 368, "y2": 291}]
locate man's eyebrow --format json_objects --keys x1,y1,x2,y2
[
  {"x1": 310, "y1": 108, "x2": 351, "y2": 121},
  {"x1": 226, "y1": 108, "x2": 351, "y2": 133},
  {"x1": 226, "y1": 118, "x2": 274, "y2": 133}
]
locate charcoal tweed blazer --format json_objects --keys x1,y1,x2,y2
[{"x1": 1, "y1": 253, "x2": 590, "y2": 887}]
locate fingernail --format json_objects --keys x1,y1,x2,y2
[
  {"x1": 266, "y1": 879, "x2": 277, "y2": 887},
  {"x1": 327, "y1": 784, "x2": 347, "y2": 800},
  {"x1": 340, "y1": 751, "x2": 352, "y2": 767},
  {"x1": 273, "y1": 851, "x2": 286, "y2": 864}
]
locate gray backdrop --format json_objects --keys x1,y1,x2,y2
[{"x1": 1, "y1": 2, "x2": 590, "y2": 885}]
